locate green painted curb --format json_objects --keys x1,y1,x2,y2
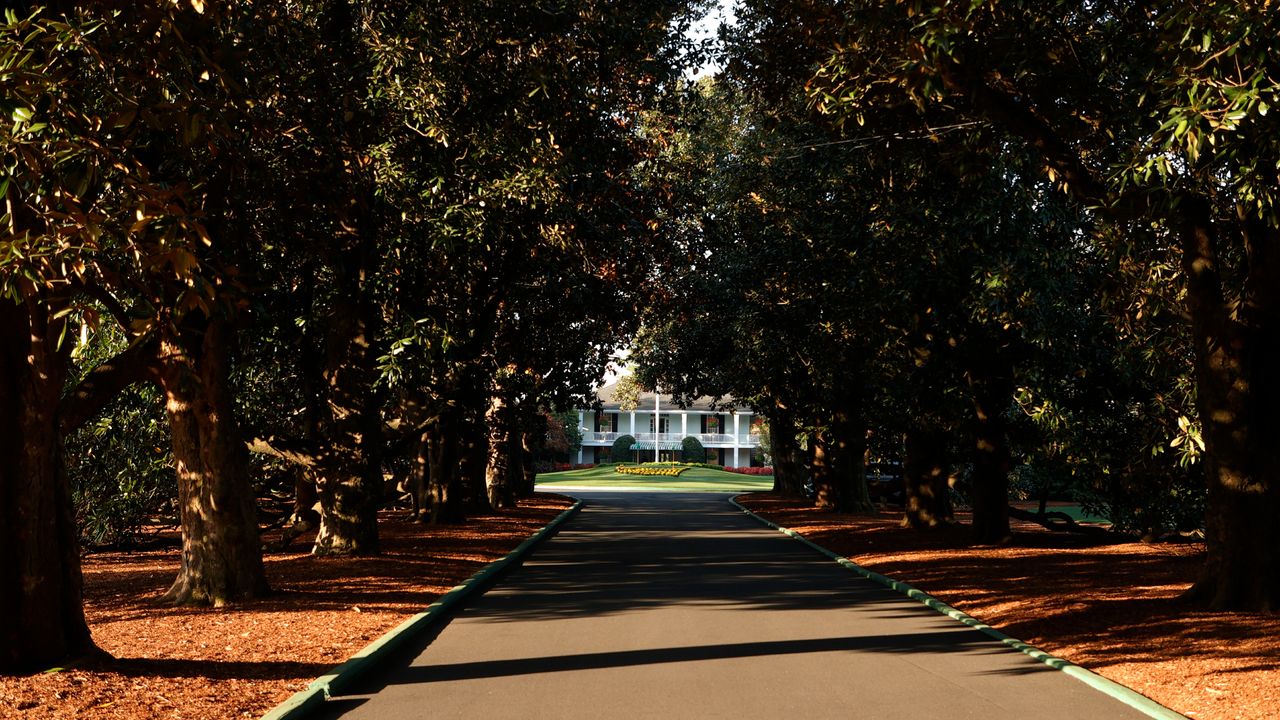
[
  {"x1": 729, "y1": 497, "x2": 1188, "y2": 720},
  {"x1": 260, "y1": 499, "x2": 583, "y2": 720}
]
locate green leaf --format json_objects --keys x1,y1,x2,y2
[{"x1": 11, "y1": 106, "x2": 33, "y2": 123}]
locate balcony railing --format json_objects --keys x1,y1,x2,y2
[
  {"x1": 580, "y1": 430, "x2": 762, "y2": 446},
  {"x1": 582, "y1": 431, "x2": 621, "y2": 444}
]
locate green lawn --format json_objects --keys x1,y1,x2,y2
[
  {"x1": 535, "y1": 465, "x2": 774, "y2": 492},
  {"x1": 1008, "y1": 499, "x2": 1111, "y2": 520}
]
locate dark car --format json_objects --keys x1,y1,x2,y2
[{"x1": 866, "y1": 462, "x2": 904, "y2": 506}]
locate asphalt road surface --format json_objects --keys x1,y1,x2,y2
[{"x1": 313, "y1": 491, "x2": 1156, "y2": 719}]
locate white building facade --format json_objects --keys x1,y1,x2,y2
[{"x1": 575, "y1": 387, "x2": 762, "y2": 468}]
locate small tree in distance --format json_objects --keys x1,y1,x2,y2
[
  {"x1": 682, "y1": 435, "x2": 706, "y2": 463},
  {"x1": 613, "y1": 375, "x2": 642, "y2": 412},
  {"x1": 611, "y1": 435, "x2": 637, "y2": 463}
]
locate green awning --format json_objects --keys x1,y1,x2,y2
[{"x1": 632, "y1": 442, "x2": 683, "y2": 451}]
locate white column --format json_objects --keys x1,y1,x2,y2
[
  {"x1": 681, "y1": 413, "x2": 688, "y2": 437},
  {"x1": 577, "y1": 411, "x2": 585, "y2": 464},
  {"x1": 654, "y1": 391, "x2": 660, "y2": 463},
  {"x1": 732, "y1": 413, "x2": 741, "y2": 468},
  {"x1": 630, "y1": 411, "x2": 636, "y2": 436}
]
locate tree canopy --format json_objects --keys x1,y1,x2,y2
[{"x1": 3, "y1": 0, "x2": 1279, "y2": 674}]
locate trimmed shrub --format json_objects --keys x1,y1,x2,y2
[
  {"x1": 681, "y1": 435, "x2": 706, "y2": 463},
  {"x1": 610, "y1": 434, "x2": 637, "y2": 463}
]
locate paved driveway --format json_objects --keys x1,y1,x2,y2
[{"x1": 313, "y1": 491, "x2": 1155, "y2": 719}]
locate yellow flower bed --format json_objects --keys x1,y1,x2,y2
[{"x1": 615, "y1": 464, "x2": 690, "y2": 477}]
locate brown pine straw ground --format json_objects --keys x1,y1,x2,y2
[
  {"x1": 0, "y1": 494, "x2": 573, "y2": 720},
  {"x1": 737, "y1": 493, "x2": 1280, "y2": 720}
]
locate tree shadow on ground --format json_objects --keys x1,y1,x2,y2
[
  {"x1": 738, "y1": 492, "x2": 1280, "y2": 673},
  {"x1": 383, "y1": 631, "x2": 1008, "y2": 685}
]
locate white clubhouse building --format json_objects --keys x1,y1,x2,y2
[{"x1": 575, "y1": 386, "x2": 762, "y2": 467}]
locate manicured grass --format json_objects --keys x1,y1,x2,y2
[
  {"x1": 1044, "y1": 504, "x2": 1111, "y2": 524},
  {"x1": 536, "y1": 465, "x2": 774, "y2": 492},
  {"x1": 1010, "y1": 501, "x2": 1110, "y2": 524}
]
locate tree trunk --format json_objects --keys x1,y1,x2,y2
[
  {"x1": 0, "y1": 294, "x2": 98, "y2": 671},
  {"x1": 812, "y1": 404, "x2": 873, "y2": 513},
  {"x1": 311, "y1": 258, "x2": 382, "y2": 556},
  {"x1": 519, "y1": 421, "x2": 538, "y2": 497},
  {"x1": 811, "y1": 433, "x2": 838, "y2": 510},
  {"x1": 505, "y1": 420, "x2": 524, "y2": 502},
  {"x1": 410, "y1": 427, "x2": 431, "y2": 521},
  {"x1": 484, "y1": 393, "x2": 516, "y2": 509},
  {"x1": 275, "y1": 467, "x2": 321, "y2": 552},
  {"x1": 458, "y1": 404, "x2": 493, "y2": 515},
  {"x1": 902, "y1": 427, "x2": 952, "y2": 528},
  {"x1": 842, "y1": 422, "x2": 874, "y2": 513},
  {"x1": 283, "y1": 0, "x2": 385, "y2": 556},
  {"x1": 768, "y1": 403, "x2": 808, "y2": 496},
  {"x1": 1180, "y1": 200, "x2": 1280, "y2": 610},
  {"x1": 158, "y1": 317, "x2": 269, "y2": 606},
  {"x1": 501, "y1": 403, "x2": 532, "y2": 499},
  {"x1": 428, "y1": 410, "x2": 466, "y2": 525},
  {"x1": 965, "y1": 351, "x2": 1014, "y2": 545},
  {"x1": 293, "y1": 470, "x2": 320, "y2": 528}
]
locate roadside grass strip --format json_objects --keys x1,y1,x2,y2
[
  {"x1": 260, "y1": 500, "x2": 584, "y2": 720},
  {"x1": 728, "y1": 497, "x2": 1189, "y2": 720}
]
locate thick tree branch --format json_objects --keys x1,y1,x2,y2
[
  {"x1": 936, "y1": 60, "x2": 1115, "y2": 210},
  {"x1": 1007, "y1": 505, "x2": 1117, "y2": 538},
  {"x1": 244, "y1": 433, "x2": 321, "y2": 467},
  {"x1": 75, "y1": 282, "x2": 132, "y2": 331},
  {"x1": 58, "y1": 336, "x2": 159, "y2": 435}
]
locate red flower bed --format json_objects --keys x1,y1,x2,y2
[
  {"x1": 725, "y1": 466, "x2": 773, "y2": 475},
  {"x1": 551, "y1": 463, "x2": 596, "y2": 471}
]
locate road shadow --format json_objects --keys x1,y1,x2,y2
[{"x1": 381, "y1": 631, "x2": 1004, "y2": 685}]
